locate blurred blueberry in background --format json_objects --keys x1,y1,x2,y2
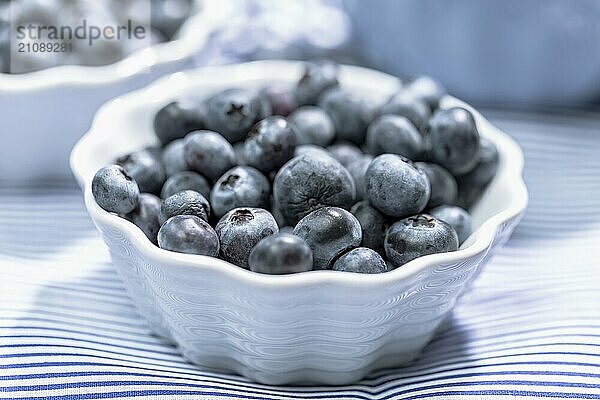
[
  {"x1": 200, "y1": 0, "x2": 600, "y2": 108},
  {"x1": 0, "y1": 2, "x2": 9, "y2": 71},
  {"x1": 195, "y1": 0, "x2": 354, "y2": 65}
]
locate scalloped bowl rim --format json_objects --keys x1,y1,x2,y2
[
  {"x1": 71, "y1": 60, "x2": 529, "y2": 289},
  {"x1": 0, "y1": 0, "x2": 232, "y2": 91}
]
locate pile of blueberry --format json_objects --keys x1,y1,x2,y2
[
  {"x1": 0, "y1": 0, "x2": 193, "y2": 73},
  {"x1": 92, "y1": 61, "x2": 499, "y2": 275}
]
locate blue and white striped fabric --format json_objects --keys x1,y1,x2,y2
[{"x1": 1, "y1": 111, "x2": 600, "y2": 399}]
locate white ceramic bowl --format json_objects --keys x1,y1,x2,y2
[
  {"x1": 71, "y1": 60, "x2": 528, "y2": 385},
  {"x1": 0, "y1": 0, "x2": 231, "y2": 182}
]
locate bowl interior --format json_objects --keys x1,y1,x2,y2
[{"x1": 71, "y1": 60, "x2": 527, "y2": 284}]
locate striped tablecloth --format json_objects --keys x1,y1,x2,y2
[{"x1": 1, "y1": 110, "x2": 599, "y2": 399}]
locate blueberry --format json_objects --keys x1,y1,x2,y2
[
  {"x1": 295, "y1": 61, "x2": 339, "y2": 106},
  {"x1": 405, "y1": 75, "x2": 446, "y2": 111},
  {"x1": 366, "y1": 115, "x2": 424, "y2": 159},
  {"x1": 287, "y1": 106, "x2": 335, "y2": 146},
  {"x1": 232, "y1": 142, "x2": 246, "y2": 165},
  {"x1": 158, "y1": 215, "x2": 219, "y2": 256},
  {"x1": 429, "y1": 205, "x2": 472, "y2": 244},
  {"x1": 346, "y1": 155, "x2": 372, "y2": 200},
  {"x1": 116, "y1": 149, "x2": 165, "y2": 194},
  {"x1": 294, "y1": 144, "x2": 332, "y2": 159},
  {"x1": 249, "y1": 233, "x2": 313, "y2": 274},
  {"x1": 153, "y1": 100, "x2": 206, "y2": 145},
  {"x1": 92, "y1": 165, "x2": 140, "y2": 215},
  {"x1": 161, "y1": 139, "x2": 188, "y2": 177},
  {"x1": 184, "y1": 130, "x2": 236, "y2": 181},
  {"x1": 0, "y1": 33, "x2": 8, "y2": 73},
  {"x1": 270, "y1": 195, "x2": 288, "y2": 228},
  {"x1": 365, "y1": 154, "x2": 430, "y2": 218},
  {"x1": 161, "y1": 190, "x2": 210, "y2": 222},
  {"x1": 126, "y1": 193, "x2": 162, "y2": 244},
  {"x1": 318, "y1": 87, "x2": 370, "y2": 144},
  {"x1": 0, "y1": 59, "x2": 7, "y2": 75},
  {"x1": 274, "y1": 154, "x2": 356, "y2": 224},
  {"x1": 350, "y1": 200, "x2": 388, "y2": 255},
  {"x1": 161, "y1": 171, "x2": 210, "y2": 199},
  {"x1": 267, "y1": 170, "x2": 278, "y2": 183},
  {"x1": 327, "y1": 142, "x2": 364, "y2": 167},
  {"x1": 257, "y1": 91, "x2": 273, "y2": 118},
  {"x1": 385, "y1": 214, "x2": 458, "y2": 268},
  {"x1": 259, "y1": 84, "x2": 297, "y2": 116},
  {"x1": 455, "y1": 137, "x2": 499, "y2": 209},
  {"x1": 386, "y1": 261, "x2": 396, "y2": 272},
  {"x1": 279, "y1": 226, "x2": 294, "y2": 234},
  {"x1": 210, "y1": 166, "x2": 270, "y2": 218},
  {"x1": 144, "y1": 145, "x2": 163, "y2": 159},
  {"x1": 428, "y1": 107, "x2": 480, "y2": 175},
  {"x1": 71, "y1": 34, "x2": 125, "y2": 66},
  {"x1": 415, "y1": 162, "x2": 458, "y2": 208},
  {"x1": 242, "y1": 116, "x2": 297, "y2": 173},
  {"x1": 332, "y1": 247, "x2": 387, "y2": 274},
  {"x1": 215, "y1": 208, "x2": 279, "y2": 269},
  {"x1": 293, "y1": 206, "x2": 361, "y2": 270},
  {"x1": 150, "y1": 0, "x2": 192, "y2": 39},
  {"x1": 380, "y1": 90, "x2": 431, "y2": 133},
  {"x1": 205, "y1": 89, "x2": 267, "y2": 143},
  {"x1": 12, "y1": 0, "x2": 59, "y2": 26}
]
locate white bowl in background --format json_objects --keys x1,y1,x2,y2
[
  {"x1": 0, "y1": 0, "x2": 231, "y2": 182},
  {"x1": 71, "y1": 60, "x2": 528, "y2": 385}
]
